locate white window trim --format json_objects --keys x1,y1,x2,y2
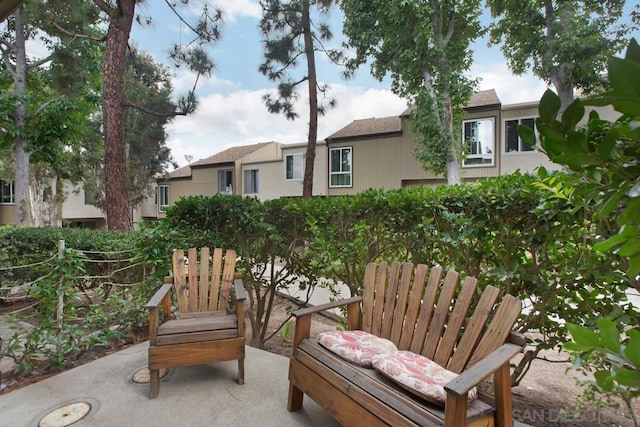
[
  {"x1": 462, "y1": 117, "x2": 496, "y2": 168},
  {"x1": 285, "y1": 153, "x2": 304, "y2": 181},
  {"x1": 329, "y1": 146, "x2": 353, "y2": 188},
  {"x1": 158, "y1": 185, "x2": 170, "y2": 212},
  {"x1": 503, "y1": 116, "x2": 538, "y2": 155}
]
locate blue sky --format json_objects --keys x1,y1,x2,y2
[{"x1": 128, "y1": 1, "x2": 636, "y2": 169}]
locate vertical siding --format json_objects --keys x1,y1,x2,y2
[{"x1": 0, "y1": 205, "x2": 15, "y2": 225}]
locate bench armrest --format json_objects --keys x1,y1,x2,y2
[
  {"x1": 290, "y1": 296, "x2": 363, "y2": 350},
  {"x1": 445, "y1": 342, "x2": 522, "y2": 396}
]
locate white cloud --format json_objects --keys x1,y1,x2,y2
[
  {"x1": 469, "y1": 61, "x2": 550, "y2": 105},
  {"x1": 217, "y1": 0, "x2": 262, "y2": 22},
  {"x1": 166, "y1": 83, "x2": 406, "y2": 168}
]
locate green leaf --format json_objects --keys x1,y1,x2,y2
[
  {"x1": 618, "y1": 238, "x2": 640, "y2": 257},
  {"x1": 614, "y1": 369, "x2": 640, "y2": 388},
  {"x1": 625, "y1": 330, "x2": 640, "y2": 367},
  {"x1": 595, "y1": 370, "x2": 615, "y2": 391},
  {"x1": 561, "y1": 100, "x2": 585, "y2": 131},
  {"x1": 594, "y1": 188, "x2": 625, "y2": 220},
  {"x1": 567, "y1": 323, "x2": 600, "y2": 347},
  {"x1": 539, "y1": 89, "x2": 561, "y2": 123},
  {"x1": 608, "y1": 57, "x2": 640, "y2": 97},
  {"x1": 597, "y1": 318, "x2": 620, "y2": 353},
  {"x1": 518, "y1": 124, "x2": 536, "y2": 146},
  {"x1": 625, "y1": 38, "x2": 640, "y2": 65}
]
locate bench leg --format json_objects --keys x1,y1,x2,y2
[
  {"x1": 287, "y1": 383, "x2": 304, "y2": 411},
  {"x1": 238, "y1": 358, "x2": 245, "y2": 385},
  {"x1": 150, "y1": 369, "x2": 159, "y2": 399}
]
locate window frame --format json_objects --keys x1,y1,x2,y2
[
  {"x1": 285, "y1": 153, "x2": 303, "y2": 181},
  {"x1": 158, "y1": 185, "x2": 170, "y2": 212},
  {"x1": 462, "y1": 117, "x2": 496, "y2": 168},
  {"x1": 329, "y1": 146, "x2": 353, "y2": 188},
  {"x1": 218, "y1": 169, "x2": 233, "y2": 195},
  {"x1": 0, "y1": 180, "x2": 15, "y2": 204},
  {"x1": 244, "y1": 169, "x2": 259, "y2": 194},
  {"x1": 504, "y1": 116, "x2": 537, "y2": 154}
]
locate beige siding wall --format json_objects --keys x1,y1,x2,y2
[
  {"x1": 0, "y1": 204, "x2": 15, "y2": 225},
  {"x1": 61, "y1": 182, "x2": 106, "y2": 221},
  {"x1": 241, "y1": 143, "x2": 328, "y2": 200},
  {"x1": 140, "y1": 182, "x2": 159, "y2": 218}
]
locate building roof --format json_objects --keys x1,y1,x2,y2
[
  {"x1": 167, "y1": 142, "x2": 273, "y2": 179},
  {"x1": 466, "y1": 89, "x2": 501, "y2": 108},
  {"x1": 326, "y1": 116, "x2": 402, "y2": 141}
]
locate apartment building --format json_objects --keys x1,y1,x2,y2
[{"x1": 3, "y1": 90, "x2": 598, "y2": 227}]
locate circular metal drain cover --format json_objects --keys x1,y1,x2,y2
[
  {"x1": 131, "y1": 367, "x2": 169, "y2": 384},
  {"x1": 38, "y1": 402, "x2": 91, "y2": 427}
]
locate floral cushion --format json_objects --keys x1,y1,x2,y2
[
  {"x1": 371, "y1": 351, "x2": 478, "y2": 406},
  {"x1": 317, "y1": 330, "x2": 398, "y2": 368}
]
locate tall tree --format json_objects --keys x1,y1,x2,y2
[
  {"x1": 0, "y1": 0, "x2": 103, "y2": 225},
  {"x1": 341, "y1": 0, "x2": 482, "y2": 185},
  {"x1": 259, "y1": 0, "x2": 342, "y2": 198},
  {"x1": 89, "y1": 0, "x2": 221, "y2": 230},
  {"x1": 82, "y1": 48, "x2": 178, "y2": 213},
  {"x1": 488, "y1": 0, "x2": 630, "y2": 110}
]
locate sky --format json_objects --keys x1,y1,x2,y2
[{"x1": 125, "y1": 1, "x2": 635, "y2": 169}]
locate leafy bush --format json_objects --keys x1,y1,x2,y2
[{"x1": 528, "y1": 38, "x2": 640, "y2": 423}]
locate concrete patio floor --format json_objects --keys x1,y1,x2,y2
[{"x1": 0, "y1": 342, "x2": 340, "y2": 427}]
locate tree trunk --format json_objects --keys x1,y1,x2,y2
[
  {"x1": 302, "y1": 0, "x2": 317, "y2": 199},
  {"x1": 550, "y1": 71, "x2": 574, "y2": 112},
  {"x1": 102, "y1": 0, "x2": 135, "y2": 230},
  {"x1": 442, "y1": 97, "x2": 461, "y2": 185},
  {"x1": 13, "y1": 6, "x2": 32, "y2": 226}
]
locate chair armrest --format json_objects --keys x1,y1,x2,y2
[
  {"x1": 145, "y1": 283, "x2": 173, "y2": 309},
  {"x1": 292, "y1": 296, "x2": 363, "y2": 318},
  {"x1": 234, "y1": 278, "x2": 246, "y2": 302},
  {"x1": 444, "y1": 343, "x2": 522, "y2": 397}
]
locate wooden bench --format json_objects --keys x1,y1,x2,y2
[{"x1": 287, "y1": 261, "x2": 524, "y2": 427}]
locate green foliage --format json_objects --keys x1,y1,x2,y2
[
  {"x1": 341, "y1": 0, "x2": 481, "y2": 181},
  {"x1": 488, "y1": 0, "x2": 630, "y2": 107},
  {"x1": 532, "y1": 38, "x2": 640, "y2": 422},
  {"x1": 564, "y1": 320, "x2": 640, "y2": 425}
]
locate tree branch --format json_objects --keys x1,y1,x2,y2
[
  {"x1": 27, "y1": 53, "x2": 54, "y2": 69},
  {"x1": 92, "y1": 0, "x2": 113, "y2": 15},
  {"x1": 123, "y1": 98, "x2": 187, "y2": 117},
  {"x1": 27, "y1": 98, "x2": 61, "y2": 123},
  {"x1": 51, "y1": 20, "x2": 107, "y2": 42},
  {"x1": 0, "y1": 45, "x2": 17, "y2": 78},
  {"x1": 163, "y1": 0, "x2": 200, "y2": 36},
  {"x1": 444, "y1": 10, "x2": 455, "y2": 44}
]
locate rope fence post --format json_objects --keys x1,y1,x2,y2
[{"x1": 56, "y1": 240, "x2": 65, "y2": 359}]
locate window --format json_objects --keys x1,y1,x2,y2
[
  {"x1": 285, "y1": 153, "x2": 303, "y2": 180},
  {"x1": 218, "y1": 170, "x2": 233, "y2": 195},
  {"x1": 505, "y1": 117, "x2": 536, "y2": 153},
  {"x1": 329, "y1": 147, "x2": 352, "y2": 187},
  {"x1": 463, "y1": 118, "x2": 495, "y2": 167},
  {"x1": 158, "y1": 185, "x2": 169, "y2": 212},
  {"x1": 0, "y1": 180, "x2": 14, "y2": 204},
  {"x1": 244, "y1": 169, "x2": 259, "y2": 194}
]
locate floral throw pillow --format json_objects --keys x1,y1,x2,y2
[
  {"x1": 371, "y1": 351, "x2": 478, "y2": 406},
  {"x1": 317, "y1": 330, "x2": 398, "y2": 368}
]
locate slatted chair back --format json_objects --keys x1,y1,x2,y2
[
  {"x1": 172, "y1": 247, "x2": 237, "y2": 314},
  {"x1": 361, "y1": 261, "x2": 521, "y2": 374}
]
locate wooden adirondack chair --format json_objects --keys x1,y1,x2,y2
[
  {"x1": 146, "y1": 247, "x2": 246, "y2": 398},
  {"x1": 287, "y1": 261, "x2": 525, "y2": 427}
]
